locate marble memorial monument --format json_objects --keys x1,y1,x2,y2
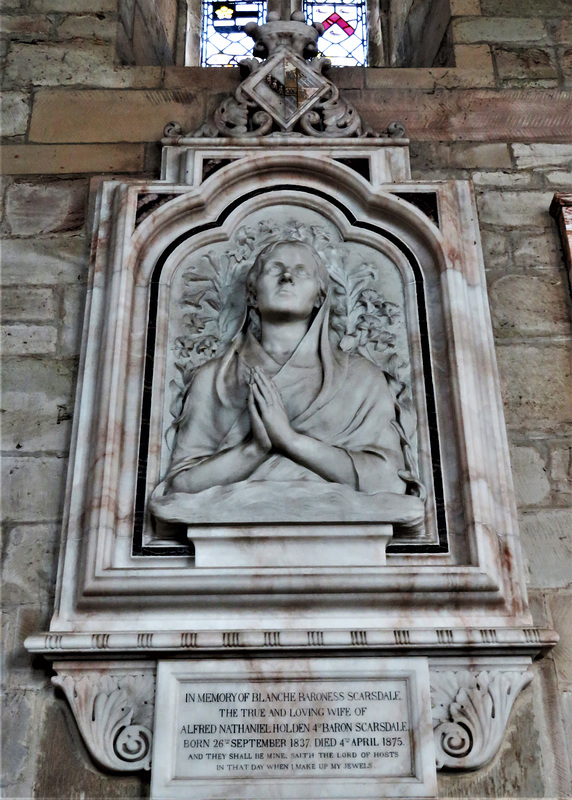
[{"x1": 25, "y1": 12, "x2": 558, "y2": 799}]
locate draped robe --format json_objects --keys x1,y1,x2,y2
[{"x1": 150, "y1": 302, "x2": 425, "y2": 527}]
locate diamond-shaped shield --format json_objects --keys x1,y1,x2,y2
[{"x1": 241, "y1": 50, "x2": 332, "y2": 131}]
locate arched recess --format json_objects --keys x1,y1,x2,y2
[{"x1": 97, "y1": 161, "x2": 466, "y2": 563}]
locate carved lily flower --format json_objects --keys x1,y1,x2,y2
[
  {"x1": 174, "y1": 337, "x2": 195, "y2": 358},
  {"x1": 283, "y1": 221, "x2": 308, "y2": 241},
  {"x1": 358, "y1": 288, "x2": 385, "y2": 315},
  {"x1": 370, "y1": 330, "x2": 396, "y2": 351},
  {"x1": 195, "y1": 335, "x2": 218, "y2": 358},
  {"x1": 234, "y1": 227, "x2": 256, "y2": 260},
  {"x1": 379, "y1": 301, "x2": 399, "y2": 323},
  {"x1": 183, "y1": 315, "x2": 206, "y2": 335},
  {"x1": 257, "y1": 221, "x2": 279, "y2": 237},
  {"x1": 356, "y1": 313, "x2": 390, "y2": 347}
]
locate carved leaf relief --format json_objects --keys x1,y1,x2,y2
[
  {"x1": 52, "y1": 671, "x2": 154, "y2": 772},
  {"x1": 431, "y1": 668, "x2": 533, "y2": 771}
]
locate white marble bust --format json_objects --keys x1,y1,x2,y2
[{"x1": 150, "y1": 240, "x2": 424, "y2": 528}]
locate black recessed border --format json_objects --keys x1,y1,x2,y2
[{"x1": 133, "y1": 185, "x2": 448, "y2": 557}]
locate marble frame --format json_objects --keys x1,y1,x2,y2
[{"x1": 39, "y1": 140, "x2": 534, "y2": 640}]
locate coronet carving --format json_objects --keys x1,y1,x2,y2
[
  {"x1": 52, "y1": 669, "x2": 155, "y2": 772},
  {"x1": 431, "y1": 668, "x2": 533, "y2": 771}
]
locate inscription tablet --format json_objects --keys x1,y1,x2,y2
[{"x1": 151, "y1": 657, "x2": 436, "y2": 799}]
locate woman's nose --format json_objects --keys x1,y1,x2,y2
[{"x1": 280, "y1": 269, "x2": 293, "y2": 282}]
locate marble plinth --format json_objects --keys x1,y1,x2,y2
[{"x1": 189, "y1": 524, "x2": 393, "y2": 568}]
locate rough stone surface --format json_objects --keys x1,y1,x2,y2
[
  {"x1": 520, "y1": 509, "x2": 572, "y2": 588},
  {"x1": 545, "y1": 169, "x2": 572, "y2": 188},
  {"x1": 550, "y1": 442, "x2": 572, "y2": 497},
  {"x1": 494, "y1": 46, "x2": 558, "y2": 83},
  {"x1": 1, "y1": 92, "x2": 30, "y2": 138},
  {"x1": 0, "y1": 14, "x2": 52, "y2": 37},
  {"x1": 563, "y1": 691, "x2": 572, "y2": 778},
  {"x1": 554, "y1": 20, "x2": 572, "y2": 46},
  {"x1": 6, "y1": 179, "x2": 88, "y2": 235},
  {"x1": 513, "y1": 142, "x2": 572, "y2": 168},
  {"x1": 449, "y1": 44, "x2": 494, "y2": 71},
  {"x1": 1, "y1": 235, "x2": 89, "y2": 284},
  {"x1": 55, "y1": 13, "x2": 117, "y2": 40},
  {"x1": 1, "y1": 143, "x2": 146, "y2": 174},
  {"x1": 479, "y1": 228, "x2": 512, "y2": 270},
  {"x1": 472, "y1": 170, "x2": 533, "y2": 187},
  {"x1": 453, "y1": 17, "x2": 548, "y2": 44},
  {"x1": 511, "y1": 231, "x2": 564, "y2": 271},
  {"x1": 489, "y1": 273, "x2": 571, "y2": 337},
  {"x1": 477, "y1": 190, "x2": 556, "y2": 227},
  {"x1": 548, "y1": 591, "x2": 572, "y2": 687},
  {"x1": 480, "y1": 0, "x2": 572, "y2": 16},
  {"x1": 2, "y1": 524, "x2": 59, "y2": 606},
  {"x1": 2, "y1": 287, "x2": 56, "y2": 321},
  {"x1": 1, "y1": 689, "x2": 39, "y2": 798},
  {"x1": 2, "y1": 456, "x2": 68, "y2": 522},
  {"x1": 29, "y1": 0, "x2": 117, "y2": 11},
  {"x1": 29, "y1": 88, "x2": 205, "y2": 142},
  {"x1": 1, "y1": 358, "x2": 77, "y2": 452},
  {"x1": 60, "y1": 283, "x2": 86, "y2": 354},
  {"x1": 496, "y1": 344, "x2": 572, "y2": 430},
  {"x1": 4, "y1": 43, "x2": 163, "y2": 89},
  {"x1": 449, "y1": 0, "x2": 481, "y2": 13},
  {"x1": 411, "y1": 141, "x2": 512, "y2": 170},
  {"x1": 34, "y1": 699, "x2": 146, "y2": 799},
  {"x1": 1, "y1": 324, "x2": 58, "y2": 355},
  {"x1": 509, "y1": 444, "x2": 551, "y2": 506}
]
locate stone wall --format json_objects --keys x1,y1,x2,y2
[{"x1": 1, "y1": 0, "x2": 571, "y2": 796}]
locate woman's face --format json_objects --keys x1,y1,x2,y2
[{"x1": 253, "y1": 243, "x2": 323, "y2": 323}]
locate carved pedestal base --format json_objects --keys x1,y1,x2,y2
[
  {"x1": 51, "y1": 656, "x2": 534, "y2": 784},
  {"x1": 190, "y1": 524, "x2": 393, "y2": 568}
]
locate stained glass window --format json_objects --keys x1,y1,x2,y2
[
  {"x1": 201, "y1": 0, "x2": 266, "y2": 66},
  {"x1": 304, "y1": 0, "x2": 367, "y2": 66}
]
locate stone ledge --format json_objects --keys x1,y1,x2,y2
[
  {"x1": 26, "y1": 87, "x2": 572, "y2": 144},
  {"x1": 25, "y1": 626, "x2": 559, "y2": 659},
  {"x1": 0, "y1": 143, "x2": 145, "y2": 174}
]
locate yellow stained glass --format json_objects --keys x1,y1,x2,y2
[{"x1": 215, "y1": 5, "x2": 234, "y2": 18}]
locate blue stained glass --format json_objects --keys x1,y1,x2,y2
[
  {"x1": 201, "y1": 0, "x2": 266, "y2": 66},
  {"x1": 304, "y1": 0, "x2": 367, "y2": 66}
]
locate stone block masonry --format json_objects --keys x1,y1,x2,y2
[{"x1": 1, "y1": 0, "x2": 571, "y2": 797}]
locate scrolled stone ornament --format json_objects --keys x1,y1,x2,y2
[
  {"x1": 387, "y1": 121, "x2": 406, "y2": 139},
  {"x1": 431, "y1": 668, "x2": 533, "y2": 770},
  {"x1": 114, "y1": 724, "x2": 152, "y2": 764},
  {"x1": 52, "y1": 671, "x2": 154, "y2": 772},
  {"x1": 434, "y1": 719, "x2": 473, "y2": 761},
  {"x1": 300, "y1": 89, "x2": 366, "y2": 138},
  {"x1": 210, "y1": 91, "x2": 273, "y2": 138},
  {"x1": 163, "y1": 121, "x2": 183, "y2": 140},
  {"x1": 189, "y1": 14, "x2": 387, "y2": 139}
]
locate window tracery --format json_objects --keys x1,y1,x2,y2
[
  {"x1": 304, "y1": 0, "x2": 368, "y2": 66},
  {"x1": 201, "y1": 0, "x2": 266, "y2": 66}
]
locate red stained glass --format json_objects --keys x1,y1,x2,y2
[{"x1": 322, "y1": 12, "x2": 355, "y2": 35}]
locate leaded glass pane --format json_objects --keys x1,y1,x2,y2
[
  {"x1": 201, "y1": 0, "x2": 266, "y2": 67},
  {"x1": 304, "y1": 0, "x2": 367, "y2": 66}
]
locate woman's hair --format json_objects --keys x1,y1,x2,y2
[{"x1": 245, "y1": 239, "x2": 329, "y2": 308}]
